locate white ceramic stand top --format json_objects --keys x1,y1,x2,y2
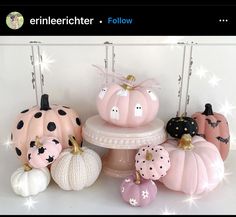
[{"x1": 82, "y1": 115, "x2": 167, "y2": 149}]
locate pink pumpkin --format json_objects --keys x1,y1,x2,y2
[
  {"x1": 12, "y1": 94, "x2": 82, "y2": 164},
  {"x1": 135, "y1": 145, "x2": 170, "y2": 180},
  {"x1": 192, "y1": 103, "x2": 230, "y2": 161},
  {"x1": 160, "y1": 134, "x2": 224, "y2": 195},
  {"x1": 96, "y1": 75, "x2": 159, "y2": 127},
  {"x1": 120, "y1": 171, "x2": 157, "y2": 207},
  {"x1": 28, "y1": 136, "x2": 62, "y2": 168}
]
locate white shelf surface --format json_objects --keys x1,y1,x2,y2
[{"x1": 0, "y1": 144, "x2": 236, "y2": 215}]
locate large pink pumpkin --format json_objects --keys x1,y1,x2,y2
[
  {"x1": 120, "y1": 171, "x2": 157, "y2": 207},
  {"x1": 28, "y1": 136, "x2": 62, "y2": 168},
  {"x1": 135, "y1": 145, "x2": 170, "y2": 180},
  {"x1": 159, "y1": 134, "x2": 224, "y2": 195},
  {"x1": 12, "y1": 94, "x2": 82, "y2": 164},
  {"x1": 192, "y1": 103, "x2": 230, "y2": 161},
  {"x1": 96, "y1": 75, "x2": 159, "y2": 127}
]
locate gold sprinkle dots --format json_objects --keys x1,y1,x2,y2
[
  {"x1": 191, "y1": 122, "x2": 194, "y2": 124},
  {"x1": 184, "y1": 128, "x2": 188, "y2": 131},
  {"x1": 176, "y1": 127, "x2": 179, "y2": 130}
]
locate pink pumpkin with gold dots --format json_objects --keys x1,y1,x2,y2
[
  {"x1": 11, "y1": 94, "x2": 82, "y2": 164},
  {"x1": 135, "y1": 145, "x2": 170, "y2": 180},
  {"x1": 27, "y1": 136, "x2": 62, "y2": 168},
  {"x1": 96, "y1": 75, "x2": 159, "y2": 127}
]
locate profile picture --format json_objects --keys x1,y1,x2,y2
[{"x1": 6, "y1": 11, "x2": 24, "y2": 30}]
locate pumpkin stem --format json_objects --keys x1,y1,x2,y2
[
  {"x1": 24, "y1": 163, "x2": 32, "y2": 172},
  {"x1": 121, "y1": 74, "x2": 136, "y2": 91},
  {"x1": 146, "y1": 150, "x2": 153, "y2": 161},
  {"x1": 202, "y1": 103, "x2": 214, "y2": 116},
  {"x1": 69, "y1": 135, "x2": 83, "y2": 155},
  {"x1": 40, "y1": 94, "x2": 51, "y2": 111},
  {"x1": 134, "y1": 171, "x2": 141, "y2": 185},
  {"x1": 35, "y1": 136, "x2": 43, "y2": 148},
  {"x1": 178, "y1": 134, "x2": 194, "y2": 150}
]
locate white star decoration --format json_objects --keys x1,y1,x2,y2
[
  {"x1": 183, "y1": 195, "x2": 201, "y2": 208},
  {"x1": 141, "y1": 190, "x2": 149, "y2": 199},
  {"x1": 195, "y1": 66, "x2": 208, "y2": 79},
  {"x1": 24, "y1": 197, "x2": 37, "y2": 210},
  {"x1": 125, "y1": 178, "x2": 131, "y2": 183},
  {"x1": 35, "y1": 51, "x2": 54, "y2": 72},
  {"x1": 161, "y1": 207, "x2": 176, "y2": 215},
  {"x1": 1, "y1": 136, "x2": 13, "y2": 150},
  {"x1": 208, "y1": 74, "x2": 221, "y2": 87},
  {"x1": 121, "y1": 187, "x2": 125, "y2": 193},
  {"x1": 218, "y1": 100, "x2": 236, "y2": 117},
  {"x1": 129, "y1": 198, "x2": 138, "y2": 206}
]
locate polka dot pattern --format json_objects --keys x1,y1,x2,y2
[
  {"x1": 21, "y1": 109, "x2": 29, "y2": 113},
  {"x1": 47, "y1": 122, "x2": 56, "y2": 131},
  {"x1": 17, "y1": 120, "x2": 24, "y2": 130},
  {"x1": 76, "y1": 117, "x2": 81, "y2": 126},
  {"x1": 34, "y1": 112, "x2": 42, "y2": 118},
  {"x1": 15, "y1": 147, "x2": 21, "y2": 156},
  {"x1": 58, "y1": 109, "x2": 67, "y2": 116}
]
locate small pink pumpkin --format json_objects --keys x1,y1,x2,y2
[
  {"x1": 192, "y1": 103, "x2": 230, "y2": 161},
  {"x1": 135, "y1": 145, "x2": 170, "y2": 180},
  {"x1": 120, "y1": 171, "x2": 157, "y2": 207},
  {"x1": 96, "y1": 75, "x2": 159, "y2": 127},
  {"x1": 28, "y1": 136, "x2": 62, "y2": 168},
  {"x1": 160, "y1": 134, "x2": 224, "y2": 195},
  {"x1": 12, "y1": 94, "x2": 82, "y2": 164}
]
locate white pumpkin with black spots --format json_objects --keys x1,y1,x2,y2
[
  {"x1": 11, "y1": 94, "x2": 82, "y2": 164},
  {"x1": 27, "y1": 136, "x2": 62, "y2": 168}
]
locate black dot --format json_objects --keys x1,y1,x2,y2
[
  {"x1": 63, "y1": 106, "x2": 70, "y2": 109},
  {"x1": 76, "y1": 118, "x2": 81, "y2": 126},
  {"x1": 47, "y1": 122, "x2": 56, "y2": 131},
  {"x1": 21, "y1": 109, "x2": 29, "y2": 113},
  {"x1": 15, "y1": 147, "x2": 21, "y2": 156},
  {"x1": 152, "y1": 148, "x2": 154, "y2": 150},
  {"x1": 160, "y1": 166, "x2": 163, "y2": 169},
  {"x1": 136, "y1": 160, "x2": 139, "y2": 163},
  {"x1": 143, "y1": 149, "x2": 145, "y2": 151},
  {"x1": 160, "y1": 156, "x2": 163, "y2": 159},
  {"x1": 140, "y1": 168, "x2": 142, "y2": 170},
  {"x1": 11, "y1": 133, "x2": 13, "y2": 140},
  {"x1": 142, "y1": 174, "x2": 144, "y2": 176},
  {"x1": 52, "y1": 139, "x2": 59, "y2": 144},
  {"x1": 80, "y1": 140, "x2": 83, "y2": 147},
  {"x1": 160, "y1": 149, "x2": 162, "y2": 150},
  {"x1": 58, "y1": 109, "x2": 67, "y2": 116},
  {"x1": 155, "y1": 150, "x2": 158, "y2": 152},
  {"x1": 69, "y1": 139, "x2": 73, "y2": 146},
  {"x1": 143, "y1": 161, "x2": 145, "y2": 163},
  {"x1": 147, "y1": 145, "x2": 150, "y2": 147},
  {"x1": 152, "y1": 175, "x2": 155, "y2": 177},
  {"x1": 152, "y1": 159, "x2": 154, "y2": 162},
  {"x1": 30, "y1": 141, "x2": 35, "y2": 147},
  {"x1": 17, "y1": 120, "x2": 24, "y2": 130},
  {"x1": 28, "y1": 153, "x2": 31, "y2": 160},
  {"x1": 161, "y1": 175, "x2": 163, "y2": 177},
  {"x1": 138, "y1": 153, "x2": 140, "y2": 156},
  {"x1": 34, "y1": 112, "x2": 42, "y2": 118},
  {"x1": 150, "y1": 167, "x2": 152, "y2": 170},
  {"x1": 168, "y1": 160, "x2": 170, "y2": 163}
]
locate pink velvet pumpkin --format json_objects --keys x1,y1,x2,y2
[
  {"x1": 135, "y1": 145, "x2": 170, "y2": 180},
  {"x1": 12, "y1": 94, "x2": 82, "y2": 164},
  {"x1": 192, "y1": 103, "x2": 230, "y2": 161},
  {"x1": 96, "y1": 75, "x2": 159, "y2": 127},
  {"x1": 160, "y1": 134, "x2": 224, "y2": 195},
  {"x1": 27, "y1": 136, "x2": 62, "y2": 168},
  {"x1": 120, "y1": 171, "x2": 157, "y2": 207}
]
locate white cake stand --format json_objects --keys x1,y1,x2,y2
[{"x1": 82, "y1": 115, "x2": 167, "y2": 178}]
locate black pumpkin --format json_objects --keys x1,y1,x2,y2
[{"x1": 166, "y1": 116, "x2": 198, "y2": 139}]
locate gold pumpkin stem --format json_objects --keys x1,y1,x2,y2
[
  {"x1": 178, "y1": 134, "x2": 194, "y2": 150},
  {"x1": 69, "y1": 135, "x2": 83, "y2": 155},
  {"x1": 121, "y1": 74, "x2": 136, "y2": 91},
  {"x1": 146, "y1": 150, "x2": 153, "y2": 161},
  {"x1": 24, "y1": 163, "x2": 32, "y2": 172},
  {"x1": 35, "y1": 136, "x2": 43, "y2": 148},
  {"x1": 134, "y1": 171, "x2": 141, "y2": 185}
]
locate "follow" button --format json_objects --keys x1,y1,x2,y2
[{"x1": 107, "y1": 17, "x2": 133, "y2": 24}]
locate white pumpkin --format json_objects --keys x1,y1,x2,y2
[
  {"x1": 11, "y1": 163, "x2": 51, "y2": 197},
  {"x1": 51, "y1": 135, "x2": 102, "y2": 191}
]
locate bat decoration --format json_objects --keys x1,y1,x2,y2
[
  {"x1": 216, "y1": 136, "x2": 230, "y2": 144},
  {"x1": 206, "y1": 118, "x2": 221, "y2": 128},
  {"x1": 46, "y1": 155, "x2": 54, "y2": 163}
]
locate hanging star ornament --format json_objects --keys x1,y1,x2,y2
[
  {"x1": 218, "y1": 100, "x2": 236, "y2": 117},
  {"x1": 24, "y1": 197, "x2": 38, "y2": 210},
  {"x1": 35, "y1": 51, "x2": 54, "y2": 72},
  {"x1": 183, "y1": 195, "x2": 201, "y2": 208},
  {"x1": 208, "y1": 74, "x2": 221, "y2": 87},
  {"x1": 195, "y1": 66, "x2": 208, "y2": 79},
  {"x1": 1, "y1": 136, "x2": 14, "y2": 150}
]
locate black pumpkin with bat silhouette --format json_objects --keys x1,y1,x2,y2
[
  {"x1": 191, "y1": 103, "x2": 230, "y2": 161},
  {"x1": 166, "y1": 115, "x2": 198, "y2": 139}
]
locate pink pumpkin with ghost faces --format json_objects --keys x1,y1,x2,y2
[
  {"x1": 96, "y1": 75, "x2": 159, "y2": 127},
  {"x1": 27, "y1": 136, "x2": 62, "y2": 168},
  {"x1": 11, "y1": 94, "x2": 82, "y2": 164},
  {"x1": 120, "y1": 171, "x2": 157, "y2": 207},
  {"x1": 159, "y1": 134, "x2": 224, "y2": 195},
  {"x1": 135, "y1": 145, "x2": 170, "y2": 180}
]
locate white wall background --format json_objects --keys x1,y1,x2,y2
[{"x1": 0, "y1": 36, "x2": 236, "y2": 150}]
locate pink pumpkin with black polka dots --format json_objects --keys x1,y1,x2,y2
[
  {"x1": 135, "y1": 145, "x2": 170, "y2": 180},
  {"x1": 27, "y1": 136, "x2": 62, "y2": 168},
  {"x1": 12, "y1": 94, "x2": 82, "y2": 164}
]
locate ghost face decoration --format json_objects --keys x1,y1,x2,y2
[
  {"x1": 99, "y1": 87, "x2": 108, "y2": 99},
  {"x1": 117, "y1": 89, "x2": 128, "y2": 97},
  {"x1": 135, "y1": 104, "x2": 143, "y2": 117},
  {"x1": 147, "y1": 90, "x2": 157, "y2": 101},
  {"x1": 110, "y1": 106, "x2": 119, "y2": 120}
]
